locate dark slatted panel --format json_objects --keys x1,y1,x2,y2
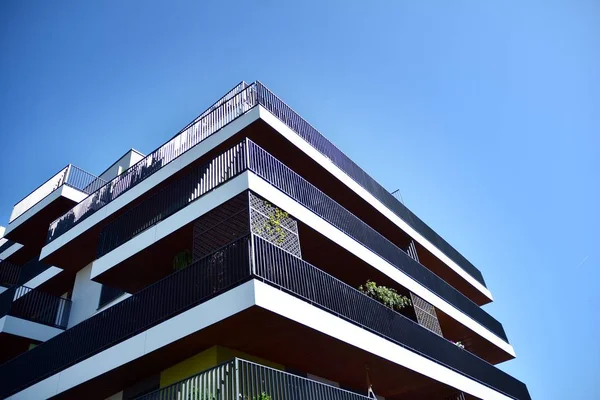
[
  {"x1": 249, "y1": 192, "x2": 302, "y2": 257},
  {"x1": 247, "y1": 140, "x2": 508, "y2": 342},
  {"x1": 411, "y1": 293, "x2": 444, "y2": 336},
  {"x1": 253, "y1": 237, "x2": 530, "y2": 400},
  {"x1": 193, "y1": 193, "x2": 250, "y2": 261}
]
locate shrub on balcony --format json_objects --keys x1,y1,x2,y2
[
  {"x1": 173, "y1": 250, "x2": 193, "y2": 271},
  {"x1": 358, "y1": 280, "x2": 411, "y2": 312}
]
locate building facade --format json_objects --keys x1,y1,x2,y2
[{"x1": 0, "y1": 82, "x2": 530, "y2": 400}]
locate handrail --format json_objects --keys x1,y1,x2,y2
[
  {"x1": 93, "y1": 138, "x2": 505, "y2": 342},
  {"x1": 44, "y1": 82, "x2": 486, "y2": 291},
  {"x1": 246, "y1": 140, "x2": 508, "y2": 342},
  {"x1": 96, "y1": 140, "x2": 248, "y2": 258},
  {"x1": 254, "y1": 81, "x2": 487, "y2": 287},
  {"x1": 0, "y1": 258, "x2": 20, "y2": 287},
  {"x1": 253, "y1": 236, "x2": 530, "y2": 400},
  {"x1": 0, "y1": 285, "x2": 71, "y2": 329},
  {"x1": 10, "y1": 164, "x2": 106, "y2": 224},
  {"x1": 136, "y1": 358, "x2": 373, "y2": 400},
  {"x1": 46, "y1": 84, "x2": 258, "y2": 243},
  {"x1": 0, "y1": 236, "x2": 253, "y2": 399},
  {"x1": 0, "y1": 234, "x2": 529, "y2": 399}
]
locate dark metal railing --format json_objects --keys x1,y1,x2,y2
[
  {"x1": 97, "y1": 141, "x2": 248, "y2": 258},
  {"x1": 252, "y1": 237, "x2": 530, "y2": 400},
  {"x1": 0, "y1": 259, "x2": 20, "y2": 287},
  {"x1": 98, "y1": 285, "x2": 126, "y2": 309},
  {"x1": 93, "y1": 139, "x2": 505, "y2": 342},
  {"x1": 65, "y1": 165, "x2": 107, "y2": 194},
  {"x1": 16, "y1": 258, "x2": 53, "y2": 287},
  {"x1": 44, "y1": 82, "x2": 484, "y2": 292},
  {"x1": 0, "y1": 285, "x2": 71, "y2": 329},
  {"x1": 0, "y1": 236, "x2": 253, "y2": 399},
  {"x1": 254, "y1": 82, "x2": 487, "y2": 287},
  {"x1": 10, "y1": 164, "x2": 105, "y2": 224},
  {"x1": 246, "y1": 141, "x2": 508, "y2": 342},
  {"x1": 46, "y1": 86, "x2": 258, "y2": 243},
  {"x1": 0, "y1": 235, "x2": 528, "y2": 399},
  {"x1": 136, "y1": 358, "x2": 372, "y2": 400}
]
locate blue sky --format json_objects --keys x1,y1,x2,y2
[{"x1": 1, "y1": 1, "x2": 598, "y2": 398}]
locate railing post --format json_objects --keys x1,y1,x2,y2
[
  {"x1": 234, "y1": 358, "x2": 240, "y2": 400},
  {"x1": 250, "y1": 234, "x2": 256, "y2": 277},
  {"x1": 63, "y1": 164, "x2": 72, "y2": 187}
]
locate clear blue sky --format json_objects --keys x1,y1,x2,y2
[{"x1": 1, "y1": 1, "x2": 598, "y2": 398}]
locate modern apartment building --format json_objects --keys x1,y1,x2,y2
[{"x1": 0, "y1": 82, "x2": 530, "y2": 400}]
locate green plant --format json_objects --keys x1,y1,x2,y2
[
  {"x1": 253, "y1": 393, "x2": 271, "y2": 400},
  {"x1": 173, "y1": 250, "x2": 193, "y2": 271},
  {"x1": 358, "y1": 280, "x2": 412, "y2": 312},
  {"x1": 262, "y1": 201, "x2": 288, "y2": 244}
]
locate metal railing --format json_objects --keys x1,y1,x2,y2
[
  {"x1": 96, "y1": 141, "x2": 248, "y2": 258},
  {"x1": 136, "y1": 358, "x2": 372, "y2": 400},
  {"x1": 0, "y1": 236, "x2": 253, "y2": 399},
  {"x1": 252, "y1": 237, "x2": 530, "y2": 400},
  {"x1": 98, "y1": 285, "x2": 126, "y2": 309},
  {"x1": 254, "y1": 82, "x2": 487, "y2": 287},
  {"x1": 93, "y1": 139, "x2": 505, "y2": 342},
  {"x1": 15, "y1": 258, "x2": 53, "y2": 287},
  {"x1": 0, "y1": 285, "x2": 71, "y2": 329},
  {"x1": 46, "y1": 86, "x2": 258, "y2": 243},
  {"x1": 0, "y1": 259, "x2": 20, "y2": 287},
  {"x1": 10, "y1": 164, "x2": 105, "y2": 224},
  {"x1": 246, "y1": 141, "x2": 508, "y2": 342},
  {"x1": 0, "y1": 235, "x2": 529, "y2": 400},
  {"x1": 43, "y1": 82, "x2": 485, "y2": 289}
]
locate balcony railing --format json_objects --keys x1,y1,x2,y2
[
  {"x1": 136, "y1": 358, "x2": 372, "y2": 400},
  {"x1": 0, "y1": 236, "x2": 253, "y2": 399},
  {"x1": 15, "y1": 258, "x2": 53, "y2": 288},
  {"x1": 43, "y1": 83, "x2": 486, "y2": 292},
  {"x1": 253, "y1": 237, "x2": 529, "y2": 400},
  {"x1": 247, "y1": 141, "x2": 508, "y2": 342},
  {"x1": 94, "y1": 139, "x2": 507, "y2": 343},
  {"x1": 10, "y1": 164, "x2": 106, "y2": 224},
  {"x1": 0, "y1": 235, "x2": 529, "y2": 400},
  {"x1": 96, "y1": 140, "x2": 248, "y2": 258},
  {"x1": 253, "y1": 82, "x2": 487, "y2": 287},
  {"x1": 46, "y1": 86, "x2": 258, "y2": 243},
  {"x1": 0, "y1": 259, "x2": 20, "y2": 287},
  {"x1": 0, "y1": 285, "x2": 71, "y2": 329}
]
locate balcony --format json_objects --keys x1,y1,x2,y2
[
  {"x1": 0, "y1": 236, "x2": 529, "y2": 400},
  {"x1": 0, "y1": 285, "x2": 71, "y2": 329},
  {"x1": 39, "y1": 83, "x2": 488, "y2": 302},
  {"x1": 0, "y1": 285, "x2": 71, "y2": 363},
  {"x1": 135, "y1": 358, "x2": 373, "y2": 400},
  {"x1": 89, "y1": 140, "x2": 509, "y2": 354},
  {"x1": 4, "y1": 164, "x2": 105, "y2": 247},
  {"x1": 0, "y1": 259, "x2": 20, "y2": 288}
]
